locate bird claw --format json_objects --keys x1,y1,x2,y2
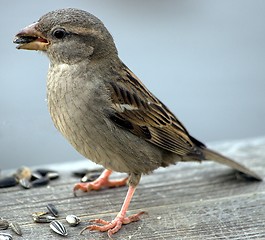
[
  {"x1": 75, "y1": 173, "x2": 145, "y2": 237},
  {"x1": 73, "y1": 178, "x2": 128, "y2": 196},
  {"x1": 80, "y1": 211, "x2": 146, "y2": 238},
  {"x1": 89, "y1": 218, "x2": 110, "y2": 225},
  {"x1": 73, "y1": 169, "x2": 128, "y2": 196}
]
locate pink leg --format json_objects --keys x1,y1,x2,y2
[
  {"x1": 80, "y1": 185, "x2": 146, "y2": 238},
  {"x1": 73, "y1": 169, "x2": 128, "y2": 196}
]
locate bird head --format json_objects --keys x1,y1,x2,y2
[{"x1": 13, "y1": 8, "x2": 118, "y2": 64}]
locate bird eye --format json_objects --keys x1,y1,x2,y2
[{"x1": 52, "y1": 28, "x2": 67, "y2": 39}]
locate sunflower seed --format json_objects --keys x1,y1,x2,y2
[
  {"x1": 31, "y1": 171, "x2": 43, "y2": 180},
  {"x1": 35, "y1": 169, "x2": 52, "y2": 176},
  {"x1": 19, "y1": 178, "x2": 32, "y2": 189},
  {"x1": 46, "y1": 172, "x2": 59, "y2": 180},
  {"x1": 47, "y1": 203, "x2": 59, "y2": 217},
  {"x1": 32, "y1": 214, "x2": 55, "y2": 223},
  {"x1": 66, "y1": 215, "x2": 81, "y2": 226},
  {"x1": 14, "y1": 166, "x2": 32, "y2": 181},
  {"x1": 0, "y1": 176, "x2": 17, "y2": 188},
  {"x1": 9, "y1": 222, "x2": 22, "y2": 236},
  {"x1": 81, "y1": 173, "x2": 100, "y2": 183},
  {"x1": 50, "y1": 220, "x2": 67, "y2": 236},
  {"x1": 72, "y1": 168, "x2": 103, "y2": 179},
  {"x1": 0, "y1": 219, "x2": 9, "y2": 230},
  {"x1": 31, "y1": 177, "x2": 49, "y2": 187},
  {"x1": 35, "y1": 169, "x2": 58, "y2": 177},
  {"x1": 14, "y1": 36, "x2": 37, "y2": 44},
  {"x1": 32, "y1": 211, "x2": 49, "y2": 217},
  {"x1": 72, "y1": 169, "x2": 89, "y2": 178},
  {"x1": 0, "y1": 232, "x2": 12, "y2": 240}
]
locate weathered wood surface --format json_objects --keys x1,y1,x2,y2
[{"x1": 1, "y1": 137, "x2": 265, "y2": 240}]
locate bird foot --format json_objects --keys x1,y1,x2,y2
[
  {"x1": 73, "y1": 169, "x2": 128, "y2": 196},
  {"x1": 80, "y1": 211, "x2": 146, "y2": 238}
]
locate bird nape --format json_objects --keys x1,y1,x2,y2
[{"x1": 14, "y1": 8, "x2": 262, "y2": 238}]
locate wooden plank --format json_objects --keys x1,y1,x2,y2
[{"x1": 0, "y1": 137, "x2": 264, "y2": 239}]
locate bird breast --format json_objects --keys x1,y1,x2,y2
[
  {"x1": 46, "y1": 62, "x2": 166, "y2": 174},
  {"x1": 47, "y1": 63, "x2": 111, "y2": 162}
]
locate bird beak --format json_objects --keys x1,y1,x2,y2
[{"x1": 13, "y1": 22, "x2": 49, "y2": 51}]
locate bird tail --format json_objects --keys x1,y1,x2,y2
[{"x1": 202, "y1": 148, "x2": 262, "y2": 181}]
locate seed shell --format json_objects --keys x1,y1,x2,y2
[
  {"x1": 0, "y1": 176, "x2": 17, "y2": 188},
  {"x1": 19, "y1": 178, "x2": 32, "y2": 189},
  {"x1": 46, "y1": 172, "x2": 60, "y2": 180},
  {"x1": 72, "y1": 168, "x2": 103, "y2": 179},
  {"x1": 32, "y1": 215, "x2": 55, "y2": 223},
  {"x1": 47, "y1": 203, "x2": 59, "y2": 217},
  {"x1": 31, "y1": 177, "x2": 49, "y2": 187},
  {"x1": 14, "y1": 166, "x2": 32, "y2": 181},
  {"x1": 0, "y1": 219, "x2": 9, "y2": 230},
  {"x1": 72, "y1": 169, "x2": 88, "y2": 178},
  {"x1": 32, "y1": 211, "x2": 49, "y2": 217},
  {"x1": 0, "y1": 232, "x2": 12, "y2": 240},
  {"x1": 66, "y1": 215, "x2": 81, "y2": 226},
  {"x1": 31, "y1": 171, "x2": 43, "y2": 181},
  {"x1": 50, "y1": 220, "x2": 67, "y2": 236},
  {"x1": 35, "y1": 169, "x2": 58, "y2": 177},
  {"x1": 81, "y1": 173, "x2": 100, "y2": 183},
  {"x1": 9, "y1": 222, "x2": 22, "y2": 236}
]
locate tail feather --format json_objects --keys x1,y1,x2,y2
[{"x1": 202, "y1": 148, "x2": 262, "y2": 181}]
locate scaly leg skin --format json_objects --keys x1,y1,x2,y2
[
  {"x1": 80, "y1": 185, "x2": 146, "y2": 238},
  {"x1": 73, "y1": 169, "x2": 128, "y2": 196}
]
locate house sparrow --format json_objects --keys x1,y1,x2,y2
[{"x1": 14, "y1": 8, "x2": 261, "y2": 238}]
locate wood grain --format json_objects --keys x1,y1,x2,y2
[{"x1": 0, "y1": 137, "x2": 264, "y2": 239}]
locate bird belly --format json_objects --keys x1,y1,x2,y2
[
  {"x1": 49, "y1": 99, "x2": 164, "y2": 173},
  {"x1": 47, "y1": 66, "x2": 164, "y2": 174}
]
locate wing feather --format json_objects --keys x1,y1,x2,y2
[{"x1": 107, "y1": 63, "x2": 200, "y2": 156}]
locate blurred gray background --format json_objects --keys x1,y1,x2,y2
[{"x1": 1, "y1": 1, "x2": 265, "y2": 169}]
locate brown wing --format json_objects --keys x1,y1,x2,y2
[{"x1": 107, "y1": 63, "x2": 203, "y2": 156}]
